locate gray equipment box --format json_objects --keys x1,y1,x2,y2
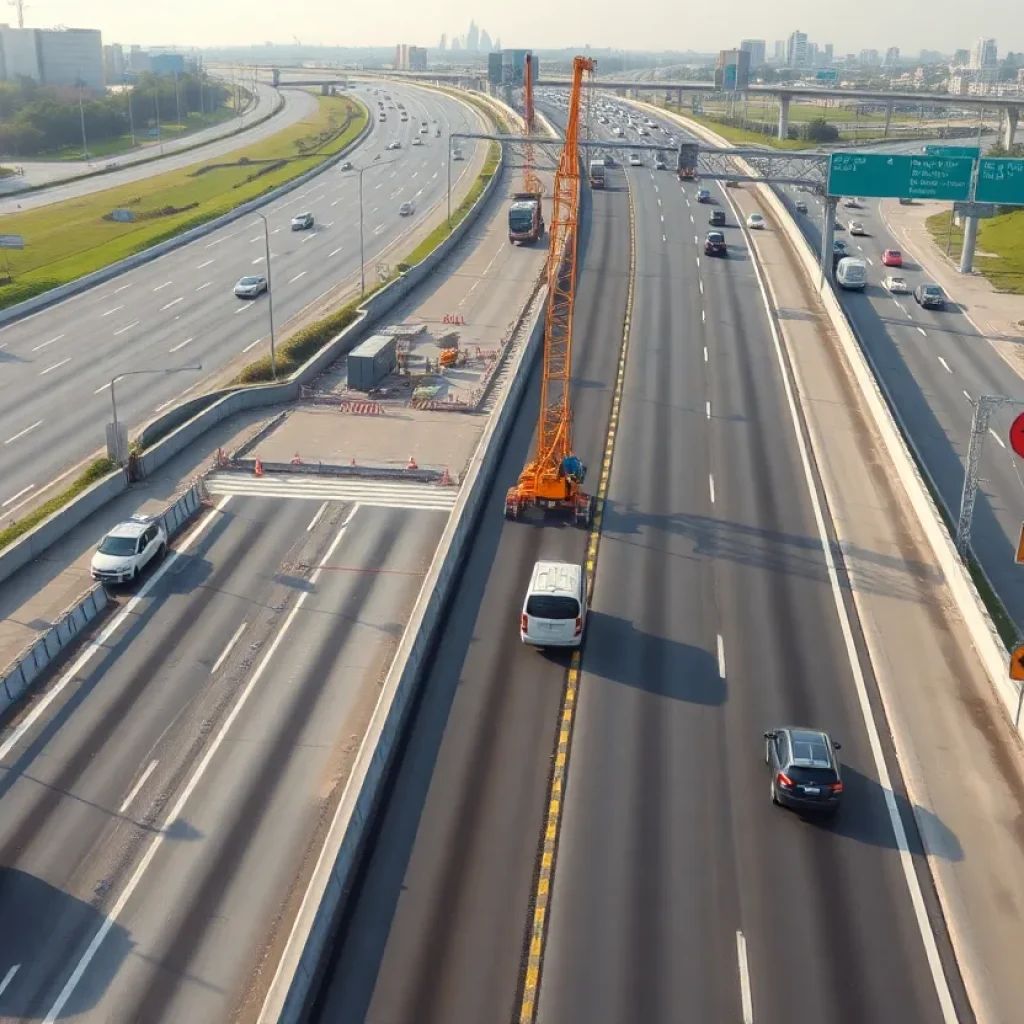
[{"x1": 347, "y1": 333, "x2": 397, "y2": 390}]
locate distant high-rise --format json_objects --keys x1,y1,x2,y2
[
  {"x1": 103, "y1": 42, "x2": 125, "y2": 83},
  {"x1": 451, "y1": 38, "x2": 461, "y2": 52},
  {"x1": 859, "y1": 49, "x2": 879, "y2": 65},
  {"x1": 439, "y1": 33, "x2": 447, "y2": 52},
  {"x1": 884, "y1": 46, "x2": 900, "y2": 66},
  {"x1": 715, "y1": 48, "x2": 751, "y2": 90},
  {"x1": 786, "y1": 30, "x2": 807, "y2": 68},
  {"x1": 739, "y1": 39, "x2": 766, "y2": 68},
  {"x1": 953, "y1": 48, "x2": 970, "y2": 66},
  {"x1": 467, "y1": 20, "x2": 479, "y2": 52},
  {"x1": 480, "y1": 29, "x2": 492, "y2": 53},
  {"x1": 970, "y1": 37, "x2": 997, "y2": 68},
  {"x1": 807, "y1": 42, "x2": 818, "y2": 67},
  {"x1": 0, "y1": 26, "x2": 103, "y2": 89},
  {"x1": 494, "y1": 37, "x2": 501, "y2": 52},
  {"x1": 823, "y1": 43, "x2": 834, "y2": 64}
]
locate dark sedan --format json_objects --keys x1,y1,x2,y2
[
  {"x1": 915, "y1": 283, "x2": 946, "y2": 309},
  {"x1": 709, "y1": 209, "x2": 726, "y2": 227},
  {"x1": 704, "y1": 231, "x2": 727, "y2": 257},
  {"x1": 696, "y1": 189, "x2": 712, "y2": 203},
  {"x1": 765, "y1": 726, "x2": 843, "y2": 815}
]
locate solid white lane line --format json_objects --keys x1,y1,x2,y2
[
  {"x1": 963, "y1": 390, "x2": 972, "y2": 402},
  {"x1": 169, "y1": 337, "x2": 193, "y2": 353},
  {"x1": 113, "y1": 320, "x2": 140, "y2": 335},
  {"x1": 242, "y1": 337, "x2": 263, "y2": 353},
  {"x1": 2, "y1": 484, "x2": 34, "y2": 507},
  {"x1": 93, "y1": 381, "x2": 111, "y2": 394},
  {"x1": 196, "y1": 281, "x2": 212, "y2": 292},
  {"x1": 197, "y1": 259, "x2": 214, "y2": 269},
  {"x1": 702, "y1": 309, "x2": 706, "y2": 322},
  {"x1": 118, "y1": 760, "x2": 159, "y2": 814},
  {"x1": 704, "y1": 346, "x2": 708, "y2": 362},
  {"x1": 101, "y1": 306, "x2": 124, "y2": 317},
  {"x1": 736, "y1": 190, "x2": 961, "y2": 1023},
  {"x1": 307, "y1": 500, "x2": 329, "y2": 532},
  {"x1": 289, "y1": 271, "x2": 307, "y2": 283},
  {"x1": 31, "y1": 334, "x2": 64, "y2": 351},
  {"x1": 0, "y1": 965, "x2": 20, "y2": 998},
  {"x1": 153, "y1": 281, "x2": 172, "y2": 292},
  {"x1": 706, "y1": 401, "x2": 711, "y2": 419},
  {"x1": 709, "y1": 474, "x2": 716, "y2": 503},
  {"x1": 160, "y1": 297, "x2": 184, "y2": 312},
  {"x1": 39, "y1": 357, "x2": 70, "y2": 375},
  {"x1": 989, "y1": 428, "x2": 1006, "y2": 449},
  {"x1": 211, "y1": 621, "x2": 247, "y2": 674},
  {"x1": 5, "y1": 420, "x2": 42, "y2": 444},
  {"x1": 736, "y1": 932, "x2": 754, "y2": 1024},
  {"x1": 717, "y1": 634, "x2": 726, "y2": 678},
  {"x1": 917, "y1": 327, "x2": 927, "y2": 337},
  {"x1": 39, "y1": 502, "x2": 353, "y2": 1024},
  {"x1": 937, "y1": 356, "x2": 952, "y2": 373}
]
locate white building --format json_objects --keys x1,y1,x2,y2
[
  {"x1": 103, "y1": 42, "x2": 124, "y2": 83},
  {"x1": 970, "y1": 37, "x2": 997, "y2": 69},
  {"x1": 0, "y1": 26, "x2": 42, "y2": 82},
  {"x1": 0, "y1": 26, "x2": 102, "y2": 89},
  {"x1": 786, "y1": 30, "x2": 807, "y2": 68}
]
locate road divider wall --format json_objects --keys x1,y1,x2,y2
[
  {"x1": 260, "y1": 286, "x2": 548, "y2": 1024},
  {"x1": 0, "y1": 101, "x2": 374, "y2": 329},
  {"x1": 0, "y1": 478, "x2": 205, "y2": 716},
  {"x1": 642, "y1": 98, "x2": 1019, "y2": 728}
]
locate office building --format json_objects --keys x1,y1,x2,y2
[
  {"x1": 772, "y1": 40, "x2": 785, "y2": 64},
  {"x1": 395, "y1": 43, "x2": 407, "y2": 69},
  {"x1": 128, "y1": 45, "x2": 151, "y2": 73},
  {"x1": 739, "y1": 39, "x2": 765, "y2": 68},
  {"x1": 479, "y1": 30, "x2": 492, "y2": 53},
  {"x1": 438, "y1": 33, "x2": 447, "y2": 52},
  {"x1": 807, "y1": 42, "x2": 818, "y2": 67},
  {"x1": 487, "y1": 48, "x2": 533, "y2": 87},
  {"x1": 715, "y1": 48, "x2": 750, "y2": 91},
  {"x1": 487, "y1": 51, "x2": 502, "y2": 85},
  {"x1": 786, "y1": 30, "x2": 807, "y2": 68},
  {"x1": 103, "y1": 42, "x2": 124, "y2": 83},
  {"x1": 970, "y1": 37, "x2": 997, "y2": 68},
  {"x1": 467, "y1": 20, "x2": 479, "y2": 53},
  {"x1": 953, "y1": 48, "x2": 970, "y2": 66},
  {"x1": 0, "y1": 25, "x2": 102, "y2": 89},
  {"x1": 0, "y1": 25, "x2": 41, "y2": 82},
  {"x1": 151, "y1": 52, "x2": 184, "y2": 75},
  {"x1": 884, "y1": 46, "x2": 900, "y2": 66},
  {"x1": 408, "y1": 46, "x2": 426, "y2": 70},
  {"x1": 823, "y1": 43, "x2": 833, "y2": 65},
  {"x1": 859, "y1": 49, "x2": 880, "y2": 65}
]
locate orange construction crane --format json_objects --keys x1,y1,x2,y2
[
  {"x1": 505, "y1": 55, "x2": 595, "y2": 526},
  {"x1": 521, "y1": 54, "x2": 542, "y2": 196}
]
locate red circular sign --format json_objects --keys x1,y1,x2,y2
[{"x1": 1010, "y1": 413, "x2": 1024, "y2": 459}]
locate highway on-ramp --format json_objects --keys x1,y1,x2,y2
[
  {"x1": 0, "y1": 82, "x2": 485, "y2": 517},
  {"x1": 307, "y1": 99, "x2": 970, "y2": 1024}
]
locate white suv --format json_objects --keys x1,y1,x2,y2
[{"x1": 91, "y1": 516, "x2": 167, "y2": 585}]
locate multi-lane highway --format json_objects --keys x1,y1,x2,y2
[
  {"x1": 0, "y1": 483, "x2": 452, "y2": 1020},
  {"x1": 0, "y1": 82, "x2": 484, "y2": 517},
  {"x1": 307, "y1": 97, "x2": 969, "y2": 1023}
]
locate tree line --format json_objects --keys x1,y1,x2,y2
[{"x1": 0, "y1": 73, "x2": 233, "y2": 157}]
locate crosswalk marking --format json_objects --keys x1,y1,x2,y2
[{"x1": 205, "y1": 472, "x2": 459, "y2": 512}]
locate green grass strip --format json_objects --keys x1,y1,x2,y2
[{"x1": 926, "y1": 208, "x2": 1024, "y2": 296}]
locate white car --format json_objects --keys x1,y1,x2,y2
[
  {"x1": 387, "y1": 140, "x2": 402, "y2": 150},
  {"x1": 746, "y1": 212, "x2": 765, "y2": 230},
  {"x1": 637, "y1": 127, "x2": 648, "y2": 136},
  {"x1": 291, "y1": 212, "x2": 314, "y2": 230},
  {"x1": 340, "y1": 161, "x2": 353, "y2": 171},
  {"x1": 629, "y1": 153, "x2": 642, "y2": 166},
  {"x1": 234, "y1": 275, "x2": 268, "y2": 298},
  {"x1": 399, "y1": 201, "x2": 414, "y2": 216},
  {"x1": 849, "y1": 221, "x2": 866, "y2": 236},
  {"x1": 412, "y1": 137, "x2": 423, "y2": 146},
  {"x1": 453, "y1": 148, "x2": 464, "y2": 161},
  {"x1": 419, "y1": 125, "x2": 428, "y2": 133},
  {"x1": 885, "y1": 275, "x2": 910, "y2": 294},
  {"x1": 91, "y1": 516, "x2": 167, "y2": 585}
]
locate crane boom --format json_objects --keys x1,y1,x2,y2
[{"x1": 505, "y1": 55, "x2": 595, "y2": 526}]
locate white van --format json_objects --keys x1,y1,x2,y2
[
  {"x1": 836, "y1": 257, "x2": 868, "y2": 290},
  {"x1": 521, "y1": 561, "x2": 586, "y2": 648}
]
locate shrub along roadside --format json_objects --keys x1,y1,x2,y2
[{"x1": 0, "y1": 456, "x2": 116, "y2": 553}]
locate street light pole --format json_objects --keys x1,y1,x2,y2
[
  {"x1": 127, "y1": 87, "x2": 135, "y2": 146},
  {"x1": 78, "y1": 83, "x2": 89, "y2": 162},
  {"x1": 256, "y1": 212, "x2": 277, "y2": 378},
  {"x1": 175, "y1": 71, "x2": 181, "y2": 127},
  {"x1": 447, "y1": 134, "x2": 453, "y2": 226},
  {"x1": 108, "y1": 363, "x2": 202, "y2": 465},
  {"x1": 358, "y1": 166, "x2": 366, "y2": 296}
]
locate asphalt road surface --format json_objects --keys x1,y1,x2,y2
[
  {"x1": 0, "y1": 82, "x2": 484, "y2": 517},
  {"x1": 306, "y1": 99, "x2": 970, "y2": 1024},
  {"x1": 0, "y1": 486, "x2": 448, "y2": 1022}
]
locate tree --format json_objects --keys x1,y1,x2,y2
[{"x1": 803, "y1": 117, "x2": 840, "y2": 142}]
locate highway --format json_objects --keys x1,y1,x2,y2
[
  {"x1": 769, "y1": 149, "x2": 1024, "y2": 627},
  {"x1": 307, "y1": 98, "x2": 969, "y2": 1023},
  {"x1": 0, "y1": 82, "x2": 484, "y2": 519},
  {"x1": 0, "y1": 486, "x2": 450, "y2": 1020},
  {"x1": 0, "y1": 80, "x2": 295, "y2": 213}
]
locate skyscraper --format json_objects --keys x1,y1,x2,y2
[
  {"x1": 439, "y1": 33, "x2": 447, "y2": 51},
  {"x1": 953, "y1": 49, "x2": 970, "y2": 66},
  {"x1": 884, "y1": 46, "x2": 900, "y2": 66},
  {"x1": 970, "y1": 37, "x2": 997, "y2": 68},
  {"x1": 467, "y1": 20, "x2": 479, "y2": 52},
  {"x1": 823, "y1": 43, "x2": 834, "y2": 64},
  {"x1": 786, "y1": 30, "x2": 808, "y2": 68},
  {"x1": 739, "y1": 39, "x2": 766, "y2": 68},
  {"x1": 480, "y1": 29, "x2": 492, "y2": 53}
]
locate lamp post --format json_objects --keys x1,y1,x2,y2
[
  {"x1": 255, "y1": 212, "x2": 277, "y2": 378},
  {"x1": 354, "y1": 153, "x2": 386, "y2": 297},
  {"x1": 108, "y1": 364, "x2": 202, "y2": 465},
  {"x1": 77, "y1": 80, "x2": 90, "y2": 162}
]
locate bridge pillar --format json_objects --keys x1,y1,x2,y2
[
  {"x1": 883, "y1": 101, "x2": 894, "y2": 138},
  {"x1": 960, "y1": 215, "x2": 980, "y2": 274},
  {"x1": 678, "y1": 87, "x2": 683, "y2": 112},
  {"x1": 1003, "y1": 106, "x2": 1019, "y2": 150},
  {"x1": 820, "y1": 197, "x2": 837, "y2": 284},
  {"x1": 778, "y1": 95, "x2": 791, "y2": 141}
]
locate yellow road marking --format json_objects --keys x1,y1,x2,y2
[{"x1": 515, "y1": 171, "x2": 638, "y2": 1024}]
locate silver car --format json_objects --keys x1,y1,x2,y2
[{"x1": 234, "y1": 275, "x2": 267, "y2": 298}]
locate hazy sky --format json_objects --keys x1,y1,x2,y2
[{"x1": 21, "y1": 0, "x2": 1023, "y2": 55}]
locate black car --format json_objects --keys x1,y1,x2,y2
[
  {"x1": 794, "y1": 200, "x2": 808, "y2": 214},
  {"x1": 696, "y1": 189, "x2": 712, "y2": 203},
  {"x1": 915, "y1": 283, "x2": 946, "y2": 309},
  {"x1": 704, "y1": 231, "x2": 727, "y2": 257},
  {"x1": 831, "y1": 239, "x2": 848, "y2": 269},
  {"x1": 765, "y1": 727, "x2": 843, "y2": 815},
  {"x1": 709, "y1": 209, "x2": 726, "y2": 227}
]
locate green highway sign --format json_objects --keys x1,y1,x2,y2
[
  {"x1": 975, "y1": 158, "x2": 1024, "y2": 206},
  {"x1": 827, "y1": 153, "x2": 974, "y2": 200},
  {"x1": 925, "y1": 145, "x2": 980, "y2": 159}
]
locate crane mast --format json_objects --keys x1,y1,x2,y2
[
  {"x1": 521, "y1": 54, "x2": 541, "y2": 196},
  {"x1": 505, "y1": 55, "x2": 595, "y2": 526}
]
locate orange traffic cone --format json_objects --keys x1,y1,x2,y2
[
  {"x1": 439, "y1": 466, "x2": 452, "y2": 486},
  {"x1": 254, "y1": 457, "x2": 263, "y2": 477},
  {"x1": 291, "y1": 452, "x2": 303, "y2": 465},
  {"x1": 406, "y1": 454, "x2": 418, "y2": 470}
]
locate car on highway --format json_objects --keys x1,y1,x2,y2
[
  {"x1": 603, "y1": 153, "x2": 615, "y2": 166},
  {"x1": 746, "y1": 212, "x2": 765, "y2": 229},
  {"x1": 842, "y1": 197, "x2": 861, "y2": 209},
  {"x1": 704, "y1": 231, "x2": 727, "y2": 257},
  {"x1": 412, "y1": 138, "x2": 423, "y2": 146},
  {"x1": 435, "y1": 126, "x2": 442, "y2": 137},
  {"x1": 881, "y1": 248, "x2": 903, "y2": 267},
  {"x1": 291, "y1": 212, "x2": 314, "y2": 231},
  {"x1": 419, "y1": 125, "x2": 428, "y2": 133},
  {"x1": 725, "y1": 179, "x2": 740, "y2": 188},
  {"x1": 399, "y1": 200, "x2": 414, "y2": 216},
  {"x1": 849, "y1": 221, "x2": 867, "y2": 236},
  {"x1": 765, "y1": 726, "x2": 843, "y2": 815},
  {"x1": 914, "y1": 283, "x2": 947, "y2": 309},
  {"x1": 378, "y1": 112, "x2": 386, "y2": 122},
  {"x1": 637, "y1": 127, "x2": 649, "y2": 136},
  {"x1": 884, "y1": 275, "x2": 910, "y2": 294},
  {"x1": 655, "y1": 155, "x2": 667, "y2": 170},
  {"x1": 709, "y1": 209, "x2": 726, "y2": 227},
  {"x1": 612, "y1": 126, "x2": 624, "y2": 137},
  {"x1": 794, "y1": 200, "x2": 808, "y2": 213},
  {"x1": 520, "y1": 561, "x2": 586, "y2": 649},
  {"x1": 340, "y1": 161, "x2": 353, "y2": 171},
  {"x1": 387, "y1": 140, "x2": 402, "y2": 150},
  {"x1": 628, "y1": 152, "x2": 642, "y2": 166},
  {"x1": 696, "y1": 189, "x2": 712, "y2": 203},
  {"x1": 234, "y1": 275, "x2": 268, "y2": 299},
  {"x1": 90, "y1": 516, "x2": 167, "y2": 585}
]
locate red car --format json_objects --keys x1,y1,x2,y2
[{"x1": 881, "y1": 249, "x2": 903, "y2": 268}]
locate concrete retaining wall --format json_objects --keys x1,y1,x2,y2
[
  {"x1": 260, "y1": 290, "x2": 547, "y2": 1024},
  {"x1": 0, "y1": 102, "x2": 374, "y2": 329},
  {"x1": 643, "y1": 99, "x2": 1018, "y2": 726}
]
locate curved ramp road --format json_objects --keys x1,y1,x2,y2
[
  {"x1": 0, "y1": 82, "x2": 484, "y2": 515},
  {"x1": 307, "y1": 101, "x2": 969, "y2": 1024}
]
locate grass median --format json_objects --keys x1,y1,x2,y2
[
  {"x1": 0, "y1": 93, "x2": 368, "y2": 311},
  {"x1": 925, "y1": 208, "x2": 1024, "y2": 295}
]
